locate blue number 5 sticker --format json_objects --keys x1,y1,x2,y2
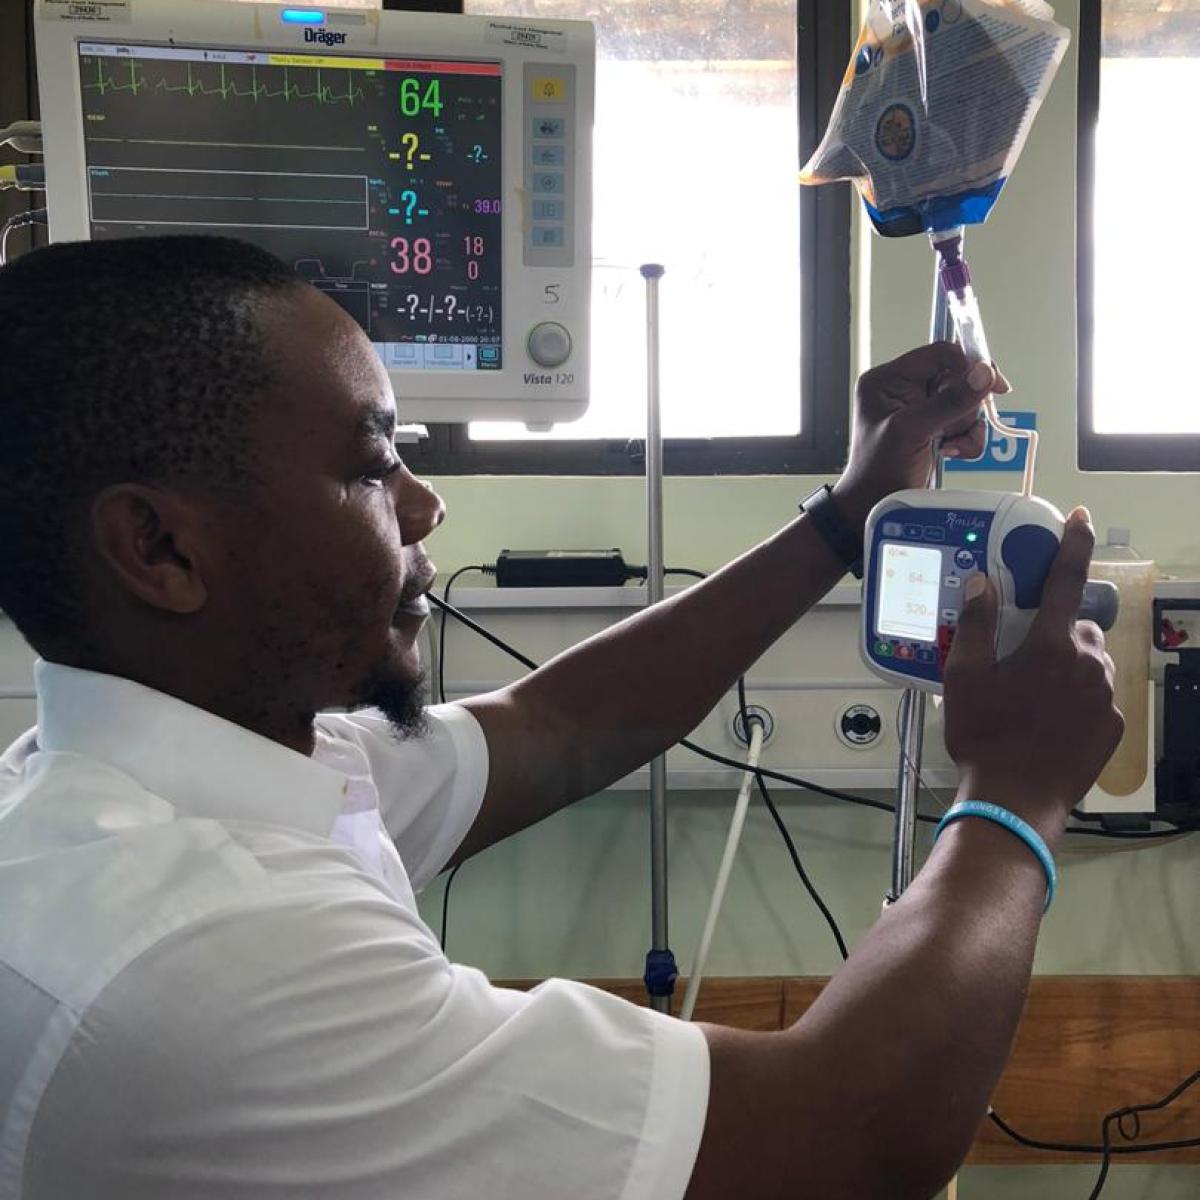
[{"x1": 946, "y1": 411, "x2": 1038, "y2": 473}]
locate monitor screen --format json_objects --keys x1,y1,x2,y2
[
  {"x1": 877, "y1": 542, "x2": 941, "y2": 644},
  {"x1": 77, "y1": 41, "x2": 503, "y2": 373}
]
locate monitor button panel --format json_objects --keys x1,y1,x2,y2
[{"x1": 524, "y1": 63, "x2": 575, "y2": 268}]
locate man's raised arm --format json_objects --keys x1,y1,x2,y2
[
  {"x1": 686, "y1": 510, "x2": 1122, "y2": 1199},
  {"x1": 456, "y1": 344, "x2": 1004, "y2": 860}
]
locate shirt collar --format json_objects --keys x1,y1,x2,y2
[{"x1": 35, "y1": 660, "x2": 348, "y2": 838}]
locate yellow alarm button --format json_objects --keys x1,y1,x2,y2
[{"x1": 531, "y1": 76, "x2": 567, "y2": 103}]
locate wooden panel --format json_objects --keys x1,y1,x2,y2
[
  {"x1": 782, "y1": 976, "x2": 831, "y2": 1025},
  {"x1": 974, "y1": 976, "x2": 1200, "y2": 1165},
  {"x1": 502, "y1": 976, "x2": 1200, "y2": 1166},
  {"x1": 498, "y1": 977, "x2": 784, "y2": 1031},
  {"x1": 785, "y1": 976, "x2": 1200, "y2": 1165},
  {"x1": 667, "y1": 977, "x2": 785, "y2": 1030}
]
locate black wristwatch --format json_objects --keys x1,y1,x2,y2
[{"x1": 799, "y1": 485, "x2": 864, "y2": 579}]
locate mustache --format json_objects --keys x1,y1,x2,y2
[{"x1": 397, "y1": 559, "x2": 436, "y2": 607}]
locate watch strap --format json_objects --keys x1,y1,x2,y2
[{"x1": 800, "y1": 485, "x2": 864, "y2": 579}]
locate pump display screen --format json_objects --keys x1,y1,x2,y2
[
  {"x1": 877, "y1": 542, "x2": 941, "y2": 644},
  {"x1": 76, "y1": 41, "x2": 503, "y2": 371}
]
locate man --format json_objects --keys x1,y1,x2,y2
[{"x1": 0, "y1": 237, "x2": 1121, "y2": 1200}]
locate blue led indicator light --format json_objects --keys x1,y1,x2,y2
[
  {"x1": 966, "y1": 532, "x2": 979, "y2": 543},
  {"x1": 281, "y1": 9, "x2": 326, "y2": 24}
]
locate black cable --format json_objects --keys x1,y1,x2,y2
[
  {"x1": 431, "y1": 579, "x2": 1200, "y2": 1156},
  {"x1": 0, "y1": 205, "x2": 46, "y2": 267},
  {"x1": 984, "y1": 1065, "x2": 1200, "y2": 1190},
  {"x1": 1088, "y1": 1068, "x2": 1200, "y2": 1199},
  {"x1": 905, "y1": 740, "x2": 1196, "y2": 843},
  {"x1": 1067, "y1": 807, "x2": 1198, "y2": 841},
  {"x1": 987, "y1": 1107, "x2": 1200, "y2": 1158},
  {"x1": 433, "y1": 565, "x2": 861, "y2": 965},
  {"x1": 1065, "y1": 825, "x2": 1194, "y2": 841},
  {"x1": 431, "y1": 589, "x2": 1200, "y2": 849},
  {"x1": 737, "y1": 675, "x2": 850, "y2": 961},
  {"x1": 427, "y1": 591, "x2": 912, "y2": 817},
  {"x1": 431, "y1": 590, "x2": 537, "y2": 670},
  {"x1": 436, "y1": 566, "x2": 491, "y2": 705},
  {"x1": 439, "y1": 860, "x2": 464, "y2": 953},
  {"x1": 670, "y1": 567, "x2": 924, "y2": 815},
  {"x1": 986, "y1": 1109, "x2": 1100, "y2": 1155}
]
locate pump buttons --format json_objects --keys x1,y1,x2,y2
[{"x1": 528, "y1": 322, "x2": 572, "y2": 368}]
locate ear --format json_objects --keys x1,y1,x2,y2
[{"x1": 89, "y1": 484, "x2": 209, "y2": 615}]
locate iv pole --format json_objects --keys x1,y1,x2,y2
[
  {"x1": 640, "y1": 263, "x2": 678, "y2": 1012},
  {"x1": 888, "y1": 239, "x2": 957, "y2": 904}
]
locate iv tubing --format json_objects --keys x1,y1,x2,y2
[
  {"x1": 931, "y1": 229, "x2": 1038, "y2": 497},
  {"x1": 985, "y1": 396, "x2": 1038, "y2": 499},
  {"x1": 680, "y1": 720, "x2": 765, "y2": 1022}
]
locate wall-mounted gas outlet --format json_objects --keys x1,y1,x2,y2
[
  {"x1": 733, "y1": 704, "x2": 775, "y2": 747},
  {"x1": 836, "y1": 703, "x2": 883, "y2": 749}
]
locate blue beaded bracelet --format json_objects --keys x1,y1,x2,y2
[{"x1": 934, "y1": 800, "x2": 1057, "y2": 913}]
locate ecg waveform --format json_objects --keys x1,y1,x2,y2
[
  {"x1": 82, "y1": 57, "x2": 367, "y2": 107},
  {"x1": 88, "y1": 166, "x2": 369, "y2": 231}
]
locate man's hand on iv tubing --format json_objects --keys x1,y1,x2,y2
[
  {"x1": 831, "y1": 341, "x2": 1010, "y2": 527},
  {"x1": 941, "y1": 508, "x2": 1124, "y2": 852}
]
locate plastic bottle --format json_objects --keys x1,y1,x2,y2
[{"x1": 1090, "y1": 529, "x2": 1158, "y2": 796}]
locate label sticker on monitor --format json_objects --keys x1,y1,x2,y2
[
  {"x1": 877, "y1": 542, "x2": 941, "y2": 643},
  {"x1": 46, "y1": 0, "x2": 131, "y2": 21},
  {"x1": 486, "y1": 22, "x2": 567, "y2": 53}
]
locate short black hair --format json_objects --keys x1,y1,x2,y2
[{"x1": 0, "y1": 235, "x2": 301, "y2": 653}]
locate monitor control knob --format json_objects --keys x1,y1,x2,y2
[{"x1": 527, "y1": 322, "x2": 572, "y2": 368}]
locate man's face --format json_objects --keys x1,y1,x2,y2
[{"x1": 205, "y1": 285, "x2": 445, "y2": 734}]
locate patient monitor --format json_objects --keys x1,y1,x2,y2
[{"x1": 34, "y1": 0, "x2": 594, "y2": 425}]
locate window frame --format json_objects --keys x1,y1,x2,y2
[
  {"x1": 1076, "y1": 0, "x2": 1199, "y2": 472},
  {"x1": 405, "y1": 0, "x2": 852, "y2": 478}
]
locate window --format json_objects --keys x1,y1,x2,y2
[
  {"x1": 408, "y1": 0, "x2": 851, "y2": 476},
  {"x1": 1078, "y1": 0, "x2": 1200, "y2": 471}
]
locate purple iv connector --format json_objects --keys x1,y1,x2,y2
[{"x1": 931, "y1": 229, "x2": 972, "y2": 301}]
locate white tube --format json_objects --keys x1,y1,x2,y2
[
  {"x1": 946, "y1": 284, "x2": 1038, "y2": 497},
  {"x1": 680, "y1": 721, "x2": 765, "y2": 1022}
]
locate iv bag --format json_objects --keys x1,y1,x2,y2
[{"x1": 800, "y1": 0, "x2": 1070, "y2": 237}]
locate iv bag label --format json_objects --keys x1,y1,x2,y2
[
  {"x1": 945, "y1": 410, "x2": 1037, "y2": 474},
  {"x1": 44, "y1": 0, "x2": 130, "y2": 21}
]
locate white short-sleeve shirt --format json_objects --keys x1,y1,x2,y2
[{"x1": 0, "y1": 662, "x2": 709, "y2": 1199}]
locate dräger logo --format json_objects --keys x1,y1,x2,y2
[{"x1": 304, "y1": 27, "x2": 348, "y2": 46}]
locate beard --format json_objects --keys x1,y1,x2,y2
[{"x1": 354, "y1": 663, "x2": 430, "y2": 740}]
